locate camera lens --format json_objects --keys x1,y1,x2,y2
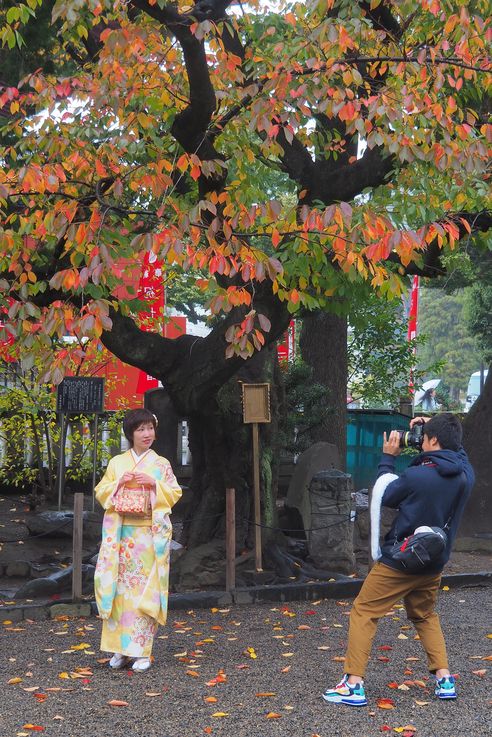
[{"x1": 398, "y1": 424, "x2": 424, "y2": 450}]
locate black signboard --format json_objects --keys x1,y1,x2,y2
[{"x1": 56, "y1": 377, "x2": 104, "y2": 413}]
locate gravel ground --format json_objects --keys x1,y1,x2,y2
[{"x1": 1, "y1": 584, "x2": 491, "y2": 737}]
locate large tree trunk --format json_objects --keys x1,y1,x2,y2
[
  {"x1": 299, "y1": 312, "x2": 348, "y2": 466},
  {"x1": 461, "y1": 361, "x2": 492, "y2": 536}
]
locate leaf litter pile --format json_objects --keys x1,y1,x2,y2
[{"x1": 1, "y1": 587, "x2": 491, "y2": 737}]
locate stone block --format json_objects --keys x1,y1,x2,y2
[
  {"x1": 23, "y1": 605, "x2": 49, "y2": 621},
  {"x1": 308, "y1": 470, "x2": 356, "y2": 574},
  {"x1": 50, "y1": 602, "x2": 92, "y2": 618},
  {"x1": 0, "y1": 607, "x2": 23, "y2": 622},
  {"x1": 232, "y1": 589, "x2": 254, "y2": 605},
  {"x1": 5, "y1": 561, "x2": 31, "y2": 577}
]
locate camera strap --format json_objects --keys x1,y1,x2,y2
[{"x1": 443, "y1": 471, "x2": 467, "y2": 532}]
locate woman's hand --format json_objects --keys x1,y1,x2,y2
[
  {"x1": 119, "y1": 471, "x2": 135, "y2": 485},
  {"x1": 133, "y1": 471, "x2": 156, "y2": 487}
]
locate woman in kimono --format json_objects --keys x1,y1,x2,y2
[{"x1": 94, "y1": 408, "x2": 182, "y2": 672}]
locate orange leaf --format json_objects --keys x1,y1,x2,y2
[
  {"x1": 186, "y1": 670, "x2": 199, "y2": 677},
  {"x1": 204, "y1": 696, "x2": 217, "y2": 703},
  {"x1": 376, "y1": 697, "x2": 395, "y2": 710},
  {"x1": 107, "y1": 700, "x2": 129, "y2": 707},
  {"x1": 266, "y1": 712, "x2": 282, "y2": 719},
  {"x1": 256, "y1": 692, "x2": 276, "y2": 697}
]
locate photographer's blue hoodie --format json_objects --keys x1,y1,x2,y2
[{"x1": 376, "y1": 448, "x2": 474, "y2": 573}]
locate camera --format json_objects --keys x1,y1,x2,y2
[{"x1": 398, "y1": 422, "x2": 424, "y2": 450}]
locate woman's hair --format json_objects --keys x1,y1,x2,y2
[{"x1": 123, "y1": 408, "x2": 157, "y2": 446}]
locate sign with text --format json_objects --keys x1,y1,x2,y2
[{"x1": 57, "y1": 377, "x2": 104, "y2": 413}]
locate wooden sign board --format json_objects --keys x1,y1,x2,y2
[
  {"x1": 242, "y1": 383, "x2": 271, "y2": 424},
  {"x1": 57, "y1": 377, "x2": 104, "y2": 413}
]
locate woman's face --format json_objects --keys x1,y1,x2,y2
[{"x1": 132, "y1": 422, "x2": 155, "y2": 454}]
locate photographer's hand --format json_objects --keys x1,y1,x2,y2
[
  {"x1": 383, "y1": 430, "x2": 402, "y2": 456},
  {"x1": 410, "y1": 416, "x2": 429, "y2": 428}
]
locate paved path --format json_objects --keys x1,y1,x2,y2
[{"x1": 1, "y1": 584, "x2": 491, "y2": 737}]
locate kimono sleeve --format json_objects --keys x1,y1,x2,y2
[
  {"x1": 94, "y1": 457, "x2": 120, "y2": 510},
  {"x1": 154, "y1": 458, "x2": 182, "y2": 513}
]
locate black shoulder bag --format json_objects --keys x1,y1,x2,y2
[{"x1": 390, "y1": 472, "x2": 466, "y2": 572}]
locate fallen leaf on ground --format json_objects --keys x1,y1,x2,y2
[
  {"x1": 8, "y1": 677, "x2": 23, "y2": 684},
  {"x1": 266, "y1": 712, "x2": 282, "y2": 719},
  {"x1": 211, "y1": 712, "x2": 228, "y2": 717},
  {"x1": 107, "y1": 700, "x2": 129, "y2": 707},
  {"x1": 376, "y1": 698, "x2": 396, "y2": 710},
  {"x1": 472, "y1": 669, "x2": 487, "y2": 676},
  {"x1": 204, "y1": 696, "x2": 217, "y2": 703},
  {"x1": 145, "y1": 692, "x2": 161, "y2": 697},
  {"x1": 256, "y1": 692, "x2": 276, "y2": 697}
]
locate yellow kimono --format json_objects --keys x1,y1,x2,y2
[{"x1": 94, "y1": 449, "x2": 182, "y2": 657}]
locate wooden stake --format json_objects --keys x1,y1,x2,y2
[
  {"x1": 226, "y1": 487, "x2": 236, "y2": 591},
  {"x1": 72, "y1": 493, "x2": 84, "y2": 602},
  {"x1": 252, "y1": 422, "x2": 262, "y2": 571}
]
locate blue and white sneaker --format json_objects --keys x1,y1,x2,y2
[
  {"x1": 435, "y1": 675, "x2": 457, "y2": 699},
  {"x1": 322, "y1": 674, "x2": 367, "y2": 706}
]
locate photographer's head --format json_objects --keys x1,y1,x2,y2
[{"x1": 422, "y1": 412, "x2": 462, "y2": 452}]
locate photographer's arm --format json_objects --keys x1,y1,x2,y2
[{"x1": 376, "y1": 431, "x2": 408, "y2": 508}]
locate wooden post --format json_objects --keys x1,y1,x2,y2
[
  {"x1": 252, "y1": 422, "x2": 262, "y2": 571},
  {"x1": 91, "y1": 413, "x2": 99, "y2": 512},
  {"x1": 226, "y1": 487, "x2": 236, "y2": 591},
  {"x1": 72, "y1": 493, "x2": 84, "y2": 602},
  {"x1": 57, "y1": 412, "x2": 66, "y2": 511}
]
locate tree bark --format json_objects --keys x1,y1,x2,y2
[
  {"x1": 461, "y1": 361, "x2": 492, "y2": 536},
  {"x1": 299, "y1": 312, "x2": 348, "y2": 465}
]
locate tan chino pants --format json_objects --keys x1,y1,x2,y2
[{"x1": 344, "y1": 562, "x2": 448, "y2": 678}]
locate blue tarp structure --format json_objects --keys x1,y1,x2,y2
[{"x1": 347, "y1": 409, "x2": 414, "y2": 490}]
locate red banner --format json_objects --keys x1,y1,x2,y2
[
  {"x1": 407, "y1": 275, "x2": 419, "y2": 342},
  {"x1": 407, "y1": 276, "x2": 419, "y2": 393},
  {"x1": 278, "y1": 320, "x2": 296, "y2": 362},
  {"x1": 136, "y1": 251, "x2": 165, "y2": 394}
]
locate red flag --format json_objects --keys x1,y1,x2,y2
[
  {"x1": 136, "y1": 251, "x2": 165, "y2": 393},
  {"x1": 407, "y1": 276, "x2": 419, "y2": 393},
  {"x1": 277, "y1": 320, "x2": 296, "y2": 362},
  {"x1": 407, "y1": 276, "x2": 419, "y2": 342}
]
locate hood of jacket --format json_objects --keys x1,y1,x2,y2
[{"x1": 409, "y1": 447, "x2": 467, "y2": 477}]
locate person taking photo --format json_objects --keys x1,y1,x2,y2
[{"x1": 323, "y1": 413, "x2": 474, "y2": 706}]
